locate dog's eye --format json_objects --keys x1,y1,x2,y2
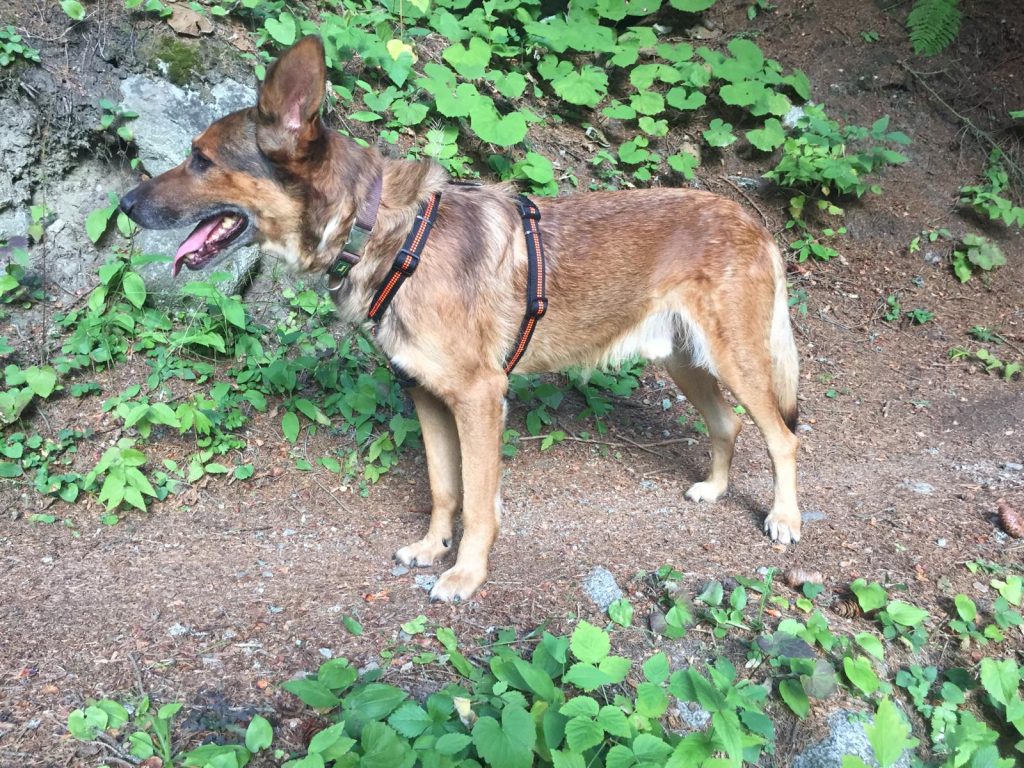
[{"x1": 190, "y1": 151, "x2": 213, "y2": 172}]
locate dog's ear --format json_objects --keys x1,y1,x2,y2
[{"x1": 257, "y1": 36, "x2": 326, "y2": 155}]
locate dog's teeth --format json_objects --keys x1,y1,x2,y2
[{"x1": 222, "y1": 216, "x2": 236, "y2": 227}]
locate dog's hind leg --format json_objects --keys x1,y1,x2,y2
[
  {"x1": 713, "y1": 353, "x2": 801, "y2": 544},
  {"x1": 429, "y1": 373, "x2": 508, "y2": 602},
  {"x1": 395, "y1": 387, "x2": 463, "y2": 567},
  {"x1": 665, "y1": 353, "x2": 742, "y2": 503}
]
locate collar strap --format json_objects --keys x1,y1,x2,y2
[
  {"x1": 327, "y1": 172, "x2": 383, "y2": 285},
  {"x1": 503, "y1": 194, "x2": 548, "y2": 374},
  {"x1": 367, "y1": 192, "x2": 442, "y2": 321}
]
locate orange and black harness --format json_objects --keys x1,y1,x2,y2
[{"x1": 332, "y1": 185, "x2": 548, "y2": 387}]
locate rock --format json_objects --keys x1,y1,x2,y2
[
  {"x1": 674, "y1": 701, "x2": 711, "y2": 730},
  {"x1": 391, "y1": 564, "x2": 410, "y2": 577},
  {"x1": 802, "y1": 510, "x2": 826, "y2": 522},
  {"x1": 792, "y1": 709, "x2": 912, "y2": 768},
  {"x1": 1002, "y1": 462, "x2": 1023, "y2": 472},
  {"x1": 639, "y1": 479, "x2": 658, "y2": 491},
  {"x1": 120, "y1": 75, "x2": 261, "y2": 302},
  {"x1": 903, "y1": 481, "x2": 935, "y2": 495},
  {"x1": 649, "y1": 611, "x2": 668, "y2": 635},
  {"x1": 583, "y1": 566, "x2": 623, "y2": 611},
  {"x1": 414, "y1": 574, "x2": 437, "y2": 592},
  {"x1": 783, "y1": 105, "x2": 807, "y2": 128},
  {"x1": 168, "y1": 623, "x2": 189, "y2": 637}
]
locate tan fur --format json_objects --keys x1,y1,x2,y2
[{"x1": 121, "y1": 37, "x2": 802, "y2": 603}]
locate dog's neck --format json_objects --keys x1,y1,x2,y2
[{"x1": 302, "y1": 131, "x2": 446, "y2": 276}]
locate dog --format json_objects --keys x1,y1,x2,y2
[{"x1": 119, "y1": 37, "x2": 802, "y2": 602}]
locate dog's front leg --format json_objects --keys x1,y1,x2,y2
[
  {"x1": 395, "y1": 388, "x2": 462, "y2": 567},
  {"x1": 429, "y1": 373, "x2": 508, "y2": 603}
]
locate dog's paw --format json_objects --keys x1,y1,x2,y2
[
  {"x1": 429, "y1": 564, "x2": 487, "y2": 603},
  {"x1": 395, "y1": 537, "x2": 451, "y2": 568},
  {"x1": 764, "y1": 507, "x2": 801, "y2": 545},
  {"x1": 685, "y1": 481, "x2": 727, "y2": 503}
]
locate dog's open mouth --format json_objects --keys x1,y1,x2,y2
[{"x1": 173, "y1": 212, "x2": 249, "y2": 276}]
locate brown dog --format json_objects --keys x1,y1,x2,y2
[{"x1": 120, "y1": 37, "x2": 801, "y2": 602}]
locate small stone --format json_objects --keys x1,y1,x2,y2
[
  {"x1": 936, "y1": 538, "x2": 947, "y2": 548},
  {"x1": 782, "y1": 105, "x2": 807, "y2": 128},
  {"x1": 268, "y1": 606, "x2": 283, "y2": 614},
  {"x1": 801, "y1": 510, "x2": 826, "y2": 522},
  {"x1": 756, "y1": 567, "x2": 772, "y2": 577},
  {"x1": 583, "y1": 566, "x2": 623, "y2": 611},
  {"x1": 168, "y1": 623, "x2": 189, "y2": 638},
  {"x1": 904, "y1": 481, "x2": 935, "y2": 495},
  {"x1": 639, "y1": 479, "x2": 658, "y2": 491},
  {"x1": 1002, "y1": 462, "x2": 1023, "y2": 471},
  {"x1": 798, "y1": 423, "x2": 813, "y2": 433},
  {"x1": 793, "y1": 708, "x2": 912, "y2": 768},
  {"x1": 414, "y1": 574, "x2": 437, "y2": 592},
  {"x1": 283, "y1": 528, "x2": 296, "y2": 536},
  {"x1": 391, "y1": 565, "x2": 410, "y2": 577},
  {"x1": 648, "y1": 611, "x2": 668, "y2": 635},
  {"x1": 319, "y1": 648, "x2": 333, "y2": 659},
  {"x1": 674, "y1": 701, "x2": 711, "y2": 730}
]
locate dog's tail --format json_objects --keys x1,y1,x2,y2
[{"x1": 769, "y1": 243, "x2": 800, "y2": 433}]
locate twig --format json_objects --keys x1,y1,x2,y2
[
  {"x1": 719, "y1": 176, "x2": 771, "y2": 228},
  {"x1": 518, "y1": 433, "x2": 694, "y2": 458},
  {"x1": 901, "y1": 62, "x2": 1024, "y2": 185}
]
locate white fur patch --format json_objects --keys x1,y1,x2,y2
[
  {"x1": 598, "y1": 310, "x2": 717, "y2": 374},
  {"x1": 318, "y1": 213, "x2": 343, "y2": 253}
]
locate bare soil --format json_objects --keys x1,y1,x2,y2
[{"x1": 1, "y1": 1, "x2": 1023, "y2": 767}]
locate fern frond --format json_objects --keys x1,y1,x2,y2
[{"x1": 907, "y1": 0, "x2": 961, "y2": 56}]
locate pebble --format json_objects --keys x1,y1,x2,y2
[
  {"x1": 906, "y1": 481, "x2": 935, "y2": 495},
  {"x1": 936, "y1": 538, "x2": 947, "y2": 548},
  {"x1": 414, "y1": 574, "x2": 437, "y2": 592},
  {"x1": 801, "y1": 510, "x2": 826, "y2": 522},
  {"x1": 1002, "y1": 462, "x2": 1023, "y2": 471},
  {"x1": 583, "y1": 566, "x2": 623, "y2": 611},
  {"x1": 798, "y1": 424, "x2": 813, "y2": 433},
  {"x1": 168, "y1": 623, "x2": 189, "y2": 638},
  {"x1": 639, "y1": 479, "x2": 658, "y2": 491},
  {"x1": 674, "y1": 701, "x2": 711, "y2": 730},
  {"x1": 319, "y1": 648, "x2": 333, "y2": 659},
  {"x1": 391, "y1": 565, "x2": 410, "y2": 577}
]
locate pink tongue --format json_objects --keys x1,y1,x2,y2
[{"x1": 173, "y1": 217, "x2": 223, "y2": 276}]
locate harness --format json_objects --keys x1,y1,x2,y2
[{"x1": 327, "y1": 181, "x2": 548, "y2": 386}]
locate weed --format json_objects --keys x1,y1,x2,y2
[
  {"x1": 951, "y1": 233, "x2": 1006, "y2": 282},
  {"x1": 0, "y1": 25, "x2": 40, "y2": 67},
  {"x1": 958, "y1": 149, "x2": 1024, "y2": 229},
  {"x1": 949, "y1": 345, "x2": 1022, "y2": 381},
  {"x1": 98, "y1": 98, "x2": 139, "y2": 142}
]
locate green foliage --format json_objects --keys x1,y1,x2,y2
[
  {"x1": 99, "y1": 97, "x2": 139, "y2": 142},
  {"x1": 952, "y1": 233, "x2": 1006, "y2": 282},
  {"x1": 949, "y1": 345, "x2": 1022, "y2": 382},
  {"x1": 907, "y1": 0, "x2": 961, "y2": 56},
  {"x1": 68, "y1": 695, "x2": 271, "y2": 767},
  {"x1": 60, "y1": 0, "x2": 86, "y2": 21},
  {"x1": 958, "y1": 151, "x2": 1024, "y2": 228},
  {"x1": 0, "y1": 25, "x2": 40, "y2": 67}
]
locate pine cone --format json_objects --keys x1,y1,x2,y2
[{"x1": 997, "y1": 498, "x2": 1023, "y2": 538}]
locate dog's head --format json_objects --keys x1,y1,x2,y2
[{"x1": 119, "y1": 37, "x2": 332, "y2": 275}]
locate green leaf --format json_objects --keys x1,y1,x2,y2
[
  {"x1": 264, "y1": 13, "x2": 297, "y2": 46},
  {"x1": 954, "y1": 594, "x2": 977, "y2": 622},
  {"x1": 388, "y1": 702, "x2": 432, "y2": 737},
  {"x1": 472, "y1": 705, "x2": 536, "y2": 768},
  {"x1": 245, "y1": 715, "x2": 273, "y2": 752},
  {"x1": 564, "y1": 715, "x2": 603, "y2": 752},
  {"x1": 121, "y1": 271, "x2": 147, "y2": 309},
  {"x1": 746, "y1": 118, "x2": 786, "y2": 151},
  {"x1": 850, "y1": 579, "x2": 887, "y2": 612},
  {"x1": 867, "y1": 697, "x2": 917, "y2": 767},
  {"x1": 855, "y1": 632, "x2": 884, "y2": 661},
  {"x1": 24, "y1": 366, "x2": 57, "y2": 398},
  {"x1": 667, "y1": 151, "x2": 700, "y2": 179},
  {"x1": 608, "y1": 598, "x2": 634, "y2": 627},
  {"x1": 570, "y1": 621, "x2": 610, "y2": 664},
  {"x1": 642, "y1": 652, "x2": 670, "y2": 684},
  {"x1": 342, "y1": 683, "x2": 408, "y2": 721},
  {"x1": 885, "y1": 600, "x2": 928, "y2": 627},
  {"x1": 85, "y1": 204, "x2": 115, "y2": 243},
  {"x1": 282, "y1": 411, "x2": 300, "y2": 443},
  {"x1": 703, "y1": 119, "x2": 736, "y2": 148},
  {"x1": 436, "y1": 732, "x2": 472, "y2": 755},
  {"x1": 779, "y1": 678, "x2": 809, "y2": 718},
  {"x1": 470, "y1": 105, "x2": 528, "y2": 147},
  {"x1": 980, "y1": 658, "x2": 1020, "y2": 707},
  {"x1": 60, "y1": 0, "x2": 86, "y2": 20},
  {"x1": 282, "y1": 678, "x2": 341, "y2": 710},
  {"x1": 443, "y1": 37, "x2": 492, "y2": 80},
  {"x1": 844, "y1": 656, "x2": 880, "y2": 695},
  {"x1": 233, "y1": 463, "x2": 254, "y2": 480},
  {"x1": 360, "y1": 721, "x2": 409, "y2": 768},
  {"x1": 635, "y1": 682, "x2": 669, "y2": 717},
  {"x1": 670, "y1": 0, "x2": 716, "y2": 10},
  {"x1": 343, "y1": 615, "x2": 363, "y2": 635}
]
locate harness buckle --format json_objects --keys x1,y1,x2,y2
[{"x1": 517, "y1": 198, "x2": 541, "y2": 221}]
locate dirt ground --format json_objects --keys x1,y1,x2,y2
[{"x1": 1, "y1": 1, "x2": 1023, "y2": 766}]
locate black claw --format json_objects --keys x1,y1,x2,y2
[{"x1": 442, "y1": 538, "x2": 451, "y2": 548}]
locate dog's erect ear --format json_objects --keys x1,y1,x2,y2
[{"x1": 257, "y1": 36, "x2": 326, "y2": 155}]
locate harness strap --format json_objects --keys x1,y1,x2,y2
[
  {"x1": 367, "y1": 191, "x2": 441, "y2": 321},
  {"x1": 502, "y1": 195, "x2": 548, "y2": 374}
]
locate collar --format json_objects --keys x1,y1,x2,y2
[{"x1": 326, "y1": 171, "x2": 383, "y2": 289}]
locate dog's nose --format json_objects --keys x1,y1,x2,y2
[{"x1": 119, "y1": 188, "x2": 138, "y2": 217}]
